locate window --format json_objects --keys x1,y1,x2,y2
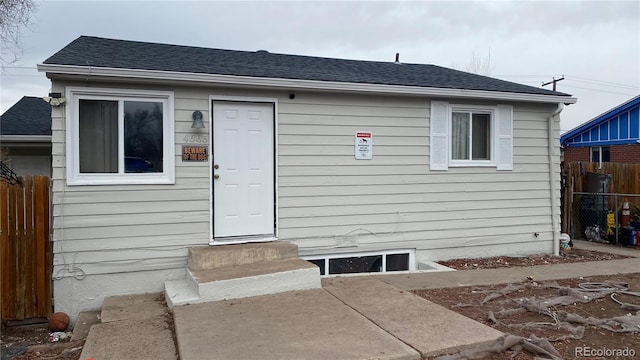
[
  {"x1": 303, "y1": 250, "x2": 414, "y2": 276},
  {"x1": 67, "y1": 88, "x2": 175, "y2": 185},
  {"x1": 430, "y1": 101, "x2": 513, "y2": 171},
  {"x1": 591, "y1": 146, "x2": 610, "y2": 168},
  {"x1": 451, "y1": 111, "x2": 491, "y2": 161}
]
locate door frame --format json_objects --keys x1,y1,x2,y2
[{"x1": 208, "y1": 95, "x2": 279, "y2": 245}]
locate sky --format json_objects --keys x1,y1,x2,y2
[{"x1": 1, "y1": 0, "x2": 639, "y2": 133}]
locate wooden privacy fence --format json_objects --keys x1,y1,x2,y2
[
  {"x1": 563, "y1": 162, "x2": 640, "y2": 195},
  {"x1": 1, "y1": 176, "x2": 52, "y2": 322},
  {"x1": 562, "y1": 162, "x2": 640, "y2": 234}
]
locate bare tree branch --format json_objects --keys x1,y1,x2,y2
[
  {"x1": 0, "y1": 0, "x2": 38, "y2": 67},
  {"x1": 451, "y1": 48, "x2": 494, "y2": 76}
]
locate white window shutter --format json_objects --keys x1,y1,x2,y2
[
  {"x1": 430, "y1": 101, "x2": 449, "y2": 171},
  {"x1": 496, "y1": 104, "x2": 513, "y2": 171}
]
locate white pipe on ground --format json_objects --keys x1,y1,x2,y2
[{"x1": 549, "y1": 103, "x2": 564, "y2": 256}]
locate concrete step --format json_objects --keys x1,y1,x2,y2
[
  {"x1": 165, "y1": 279, "x2": 199, "y2": 307},
  {"x1": 100, "y1": 292, "x2": 167, "y2": 323},
  {"x1": 166, "y1": 258, "x2": 321, "y2": 308},
  {"x1": 188, "y1": 241, "x2": 299, "y2": 271},
  {"x1": 70, "y1": 311, "x2": 100, "y2": 341},
  {"x1": 79, "y1": 293, "x2": 176, "y2": 360}
]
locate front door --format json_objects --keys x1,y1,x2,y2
[{"x1": 212, "y1": 101, "x2": 275, "y2": 239}]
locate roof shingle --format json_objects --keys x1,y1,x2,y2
[
  {"x1": 0, "y1": 96, "x2": 51, "y2": 136},
  {"x1": 43, "y1": 36, "x2": 571, "y2": 98}
]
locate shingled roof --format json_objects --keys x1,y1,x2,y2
[
  {"x1": 43, "y1": 36, "x2": 571, "y2": 98},
  {"x1": 0, "y1": 96, "x2": 51, "y2": 136}
]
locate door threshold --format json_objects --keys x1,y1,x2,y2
[{"x1": 209, "y1": 235, "x2": 277, "y2": 246}]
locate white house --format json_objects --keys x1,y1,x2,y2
[
  {"x1": 38, "y1": 36, "x2": 576, "y2": 318},
  {"x1": 0, "y1": 96, "x2": 52, "y2": 176}
]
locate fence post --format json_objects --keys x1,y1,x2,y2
[
  {"x1": 0, "y1": 181, "x2": 7, "y2": 321},
  {"x1": 614, "y1": 194, "x2": 618, "y2": 245},
  {"x1": 34, "y1": 176, "x2": 52, "y2": 317}
]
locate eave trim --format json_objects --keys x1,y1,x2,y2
[
  {"x1": 0, "y1": 135, "x2": 52, "y2": 142},
  {"x1": 560, "y1": 95, "x2": 640, "y2": 142},
  {"x1": 37, "y1": 64, "x2": 577, "y2": 104}
]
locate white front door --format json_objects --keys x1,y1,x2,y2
[{"x1": 212, "y1": 101, "x2": 275, "y2": 239}]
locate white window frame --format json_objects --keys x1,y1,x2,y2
[
  {"x1": 449, "y1": 105, "x2": 496, "y2": 167},
  {"x1": 302, "y1": 249, "x2": 415, "y2": 276},
  {"x1": 590, "y1": 146, "x2": 610, "y2": 169},
  {"x1": 66, "y1": 87, "x2": 175, "y2": 185},
  {"x1": 430, "y1": 101, "x2": 512, "y2": 171}
]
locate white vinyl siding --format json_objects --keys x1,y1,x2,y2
[
  {"x1": 50, "y1": 82, "x2": 559, "y2": 284},
  {"x1": 276, "y1": 95, "x2": 556, "y2": 260},
  {"x1": 51, "y1": 82, "x2": 210, "y2": 280}
]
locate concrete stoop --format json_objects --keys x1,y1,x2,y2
[{"x1": 165, "y1": 242, "x2": 321, "y2": 307}]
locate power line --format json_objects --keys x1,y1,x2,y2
[
  {"x1": 560, "y1": 84, "x2": 637, "y2": 96},
  {"x1": 0, "y1": 74, "x2": 44, "y2": 78},
  {"x1": 2, "y1": 66, "x2": 37, "y2": 69},
  {"x1": 495, "y1": 74, "x2": 639, "y2": 91},
  {"x1": 493, "y1": 74, "x2": 556, "y2": 78},
  {"x1": 565, "y1": 75, "x2": 639, "y2": 90},
  {"x1": 567, "y1": 78, "x2": 639, "y2": 90}
]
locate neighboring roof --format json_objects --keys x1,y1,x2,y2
[
  {"x1": 560, "y1": 95, "x2": 640, "y2": 148},
  {"x1": 41, "y1": 36, "x2": 574, "y2": 101},
  {"x1": 0, "y1": 96, "x2": 51, "y2": 136}
]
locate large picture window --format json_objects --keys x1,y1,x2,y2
[{"x1": 67, "y1": 88, "x2": 175, "y2": 185}]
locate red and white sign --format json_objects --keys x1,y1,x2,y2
[{"x1": 355, "y1": 131, "x2": 373, "y2": 160}]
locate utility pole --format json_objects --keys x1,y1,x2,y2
[{"x1": 542, "y1": 76, "x2": 565, "y2": 91}]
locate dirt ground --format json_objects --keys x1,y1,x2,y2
[
  {"x1": 415, "y1": 273, "x2": 640, "y2": 359},
  {"x1": 424, "y1": 248, "x2": 640, "y2": 359},
  {"x1": 1, "y1": 248, "x2": 637, "y2": 360},
  {"x1": 438, "y1": 248, "x2": 630, "y2": 270},
  {"x1": 0, "y1": 323, "x2": 83, "y2": 360}
]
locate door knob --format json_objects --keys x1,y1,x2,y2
[{"x1": 214, "y1": 174, "x2": 220, "y2": 179}]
